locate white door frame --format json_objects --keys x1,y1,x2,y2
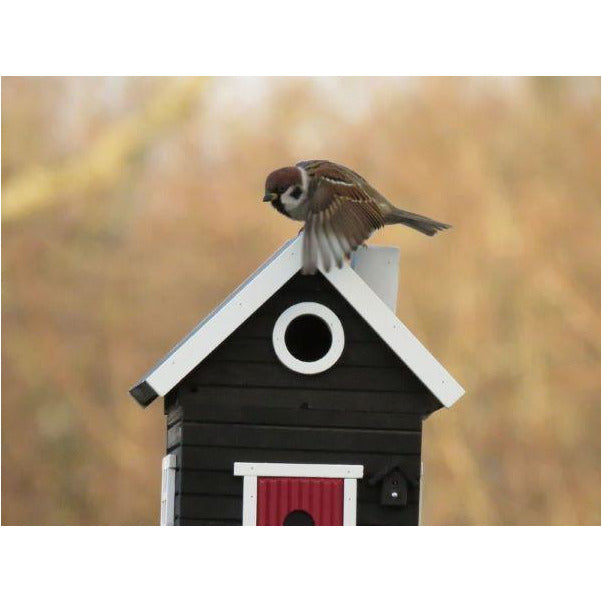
[{"x1": 233, "y1": 462, "x2": 364, "y2": 526}]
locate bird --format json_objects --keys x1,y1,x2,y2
[{"x1": 263, "y1": 159, "x2": 451, "y2": 275}]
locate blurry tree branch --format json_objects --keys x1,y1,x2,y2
[{"x1": 2, "y1": 77, "x2": 207, "y2": 223}]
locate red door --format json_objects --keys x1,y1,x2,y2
[{"x1": 256, "y1": 477, "x2": 344, "y2": 525}]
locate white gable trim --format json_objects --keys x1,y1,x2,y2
[
  {"x1": 131, "y1": 234, "x2": 464, "y2": 407},
  {"x1": 324, "y1": 263, "x2": 465, "y2": 407},
  {"x1": 135, "y1": 237, "x2": 302, "y2": 401}
]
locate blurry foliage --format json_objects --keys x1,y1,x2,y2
[
  {"x1": 1, "y1": 76, "x2": 600, "y2": 525},
  {"x1": 2, "y1": 77, "x2": 206, "y2": 222}
]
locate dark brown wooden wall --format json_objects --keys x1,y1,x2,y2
[{"x1": 165, "y1": 272, "x2": 442, "y2": 525}]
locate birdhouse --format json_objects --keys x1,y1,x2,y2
[{"x1": 129, "y1": 235, "x2": 464, "y2": 525}]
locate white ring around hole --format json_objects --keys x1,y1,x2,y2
[{"x1": 272, "y1": 302, "x2": 345, "y2": 375}]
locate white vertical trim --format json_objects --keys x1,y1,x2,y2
[
  {"x1": 241, "y1": 475, "x2": 258, "y2": 526},
  {"x1": 343, "y1": 478, "x2": 358, "y2": 526},
  {"x1": 160, "y1": 454, "x2": 176, "y2": 526},
  {"x1": 418, "y1": 461, "x2": 424, "y2": 526}
]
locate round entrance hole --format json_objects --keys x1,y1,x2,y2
[
  {"x1": 284, "y1": 314, "x2": 332, "y2": 362},
  {"x1": 272, "y1": 302, "x2": 345, "y2": 375},
  {"x1": 283, "y1": 510, "x2": 315, "y2": 525}
]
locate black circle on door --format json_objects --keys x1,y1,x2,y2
[{"x1": 282, "y1": 510, "x2": 315, "y2": 525}]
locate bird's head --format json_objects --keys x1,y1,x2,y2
[{"x1": 263, "y1": 166, "x2": 308, "y2": 214}]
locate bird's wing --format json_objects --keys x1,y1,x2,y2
[
  {"x1": 297, "y1": 159, "x2": 374, "y2": 190},
  {"x1": 299, "y1": 162, "x2": 385, "y2": 274}
]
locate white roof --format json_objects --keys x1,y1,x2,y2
[{"x1": 130, "y1": 235, "x2": 464, "y2": 408}]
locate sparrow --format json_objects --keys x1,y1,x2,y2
[{"x1": 263, "y1": 159, "x2": 451, "y2": 275}]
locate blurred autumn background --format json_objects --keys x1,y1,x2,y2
[{"x1": 1, "y1": 77, "x2": 600, "y2": 525}]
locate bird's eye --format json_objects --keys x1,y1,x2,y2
[{"x1": 291, "y1": 186, "x2": 303, "y2": 200}]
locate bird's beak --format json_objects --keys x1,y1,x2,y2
[{"x1": 263, "y1": 192, "x2": 277, "y2": 202}]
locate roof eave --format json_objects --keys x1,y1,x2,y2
[
  {"x1": 129, "y1": 234, "x2": 465, "y2": 408},
  {"x1": 129, "y1": 380, "x2": 159, "y2": 407}
]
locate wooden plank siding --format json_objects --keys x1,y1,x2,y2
[
  {"x1": 208, "y1": 337, "x2": 400, "y2": 368},
  {"x1": 174, "y1": 445, "x2": 422, "y2": 474},
  {"x1": 186, "y1": 361, "x2": 425, "y2": 393},
  {"x1": 165, "y1": 272, "x2": 439, "y2": 525},
  {"x1": 168, "y1": 423, "x2": 421, "y2": 454},
  {"x1": 175, "y1": 494, "x2": 420, "y2": 526},
  {"x1": 170, "y1": 388, "x2": 441, "y2": 416},
  {"x1": 167, "y1": 403, "x2": 425, "y2": 430}
]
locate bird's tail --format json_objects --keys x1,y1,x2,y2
[{"x1": 385, "y1": 208, "x2": 451, "y2": 236}]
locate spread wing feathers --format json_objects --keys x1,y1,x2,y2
[
  {"x1": 297, "y1": 160, "x2": 386, "y2": 274},
  {"x1": 296, "y1": 160, "x2": 449, "y2": 274},
  {"x1": 301, "y1": 192, "x2": 386, "y2": 275}
]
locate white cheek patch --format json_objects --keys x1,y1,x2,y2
[
  {"x1": 280, "y1": 167, "x2": 309, "y2": 218},
  {"x1": 281, "y1": 187, "x2": 303, "y2": 212},
  {"x1": 281, "y1": 191, "x2": 306, "y2": 221}
]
